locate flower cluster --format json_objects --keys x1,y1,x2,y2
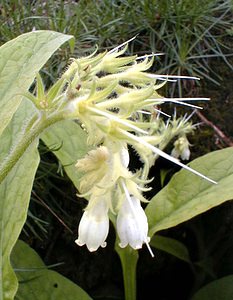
[
  {"x1": 75, "y1": 143, "x2": 151, "y2": 253},
  {"x1": 60, "y1": 39, "x2": 215, "y2": 254}
]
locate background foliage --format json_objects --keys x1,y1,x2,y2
[{"x1": 0, "y1": 1, "x2": 233, "y2": 299}]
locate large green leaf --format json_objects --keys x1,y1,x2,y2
[
  {"x1": 146, "y1": 147, "x2": 233, "y2": 236},
  {"x1": 41, "y1": 120, "x2": 89, "y2": 189},
  {"x1": 11, "y1": 240, "x2": 92, "y2": 300},
  {"x1": 191, "y1": 275, "x2": 233, "y2": 300},
  {"x1": 0, "y1": 100, "x2": 40, "y2": 300},
  {"x1": 150, "y1": 235, "x2": 191, "y2": 263},
  {"x1": 0, "y1": 30, "x2": 73, "y2": 136}
]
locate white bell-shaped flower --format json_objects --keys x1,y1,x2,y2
[
  {"x1": 117, "y1": 195, "x2": 149, "y2": 250},
  {"x1": 75, "y1": 199, "x2": 109, "y2": 252}
]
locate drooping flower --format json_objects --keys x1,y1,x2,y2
[
  {"x1": 75, "y1": 196, "x2": 109, "y2": 252},
  {"x1": 115, "y1": 179, "x2": 154, "y2": 256},
  {"x1": 117, "y1": 195, "x2": 149, "y2": 250},
  {"x1": 75, "y1": 143, "x2": 132, "y2": 252}
]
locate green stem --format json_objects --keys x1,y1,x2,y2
[
  {"x1": 0, "y1": 111, "x2": 68, "y2": 185},
  {"x1": 115, "y1": 243, "x2": 139, "y2": 300}
]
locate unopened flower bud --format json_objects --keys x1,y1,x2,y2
[{"x1": 171, "y1": 136, "x2": 191, "y2": 160}]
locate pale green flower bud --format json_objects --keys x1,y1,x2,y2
[{"x1": 171, "y1": 136, "x2": 191, "y2": 160}]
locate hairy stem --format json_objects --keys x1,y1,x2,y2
[{"x1": 0, "y1": 111, "x2": 68, "y2": 184}]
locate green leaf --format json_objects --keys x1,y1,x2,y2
[
  {"x1": 41, "y1": 120, "x2": 89, "y2": 189},
  {"x1": 36, "y1": 73, "x2": 45, "y2": 100},
  {"x1": 47, "y1": 77, "x2": 66, "y2": 103},
  {"x1": 146, "y1": 147, "x2": 233, "y2": 237},
  {"x1": 191, "y1": 275, "x2": 233, "y2": 300},
  {"x1": 0, "y1": 30, "x2": 73, "y2": 136},
  {"x1": 11, "y1": 240, "x2": 92, "y2": 300},
  {"x1": 150, "y1": 235, "x2": 191, "y2": 263},
  {"x1": 0, "y1": 101, "x2": 40, "y2": 300}
]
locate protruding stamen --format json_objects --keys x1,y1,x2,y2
[
  {"x1": 147, "y1": 74, "x2": 200, "y2": 80},
  {"x1": 88, "y1": 107, "x2": 148, "y2": 135},
  {"x1": 136, "y1": 53, "x2": 164, "y2": 60},
  {"x1": 108, "y1": 35, "x2": 138, "y2": 54},
  {"x1": 118, "y1": 129, "x2": 217, "y2": 184}
]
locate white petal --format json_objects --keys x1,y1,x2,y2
[
  {"x1": 120, "y1": 146, "x2": 130, "y2": 168},
  {"x1": 171, "y1": 148, "x2": 179, "y2": 158}
]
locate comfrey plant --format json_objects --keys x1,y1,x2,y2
[
  {"x1": 60, "y1": 38, "x2": 215, "y2": 254},
  {"x1": 1, "y1": 31, "x2": 232, "y2": 300}
]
